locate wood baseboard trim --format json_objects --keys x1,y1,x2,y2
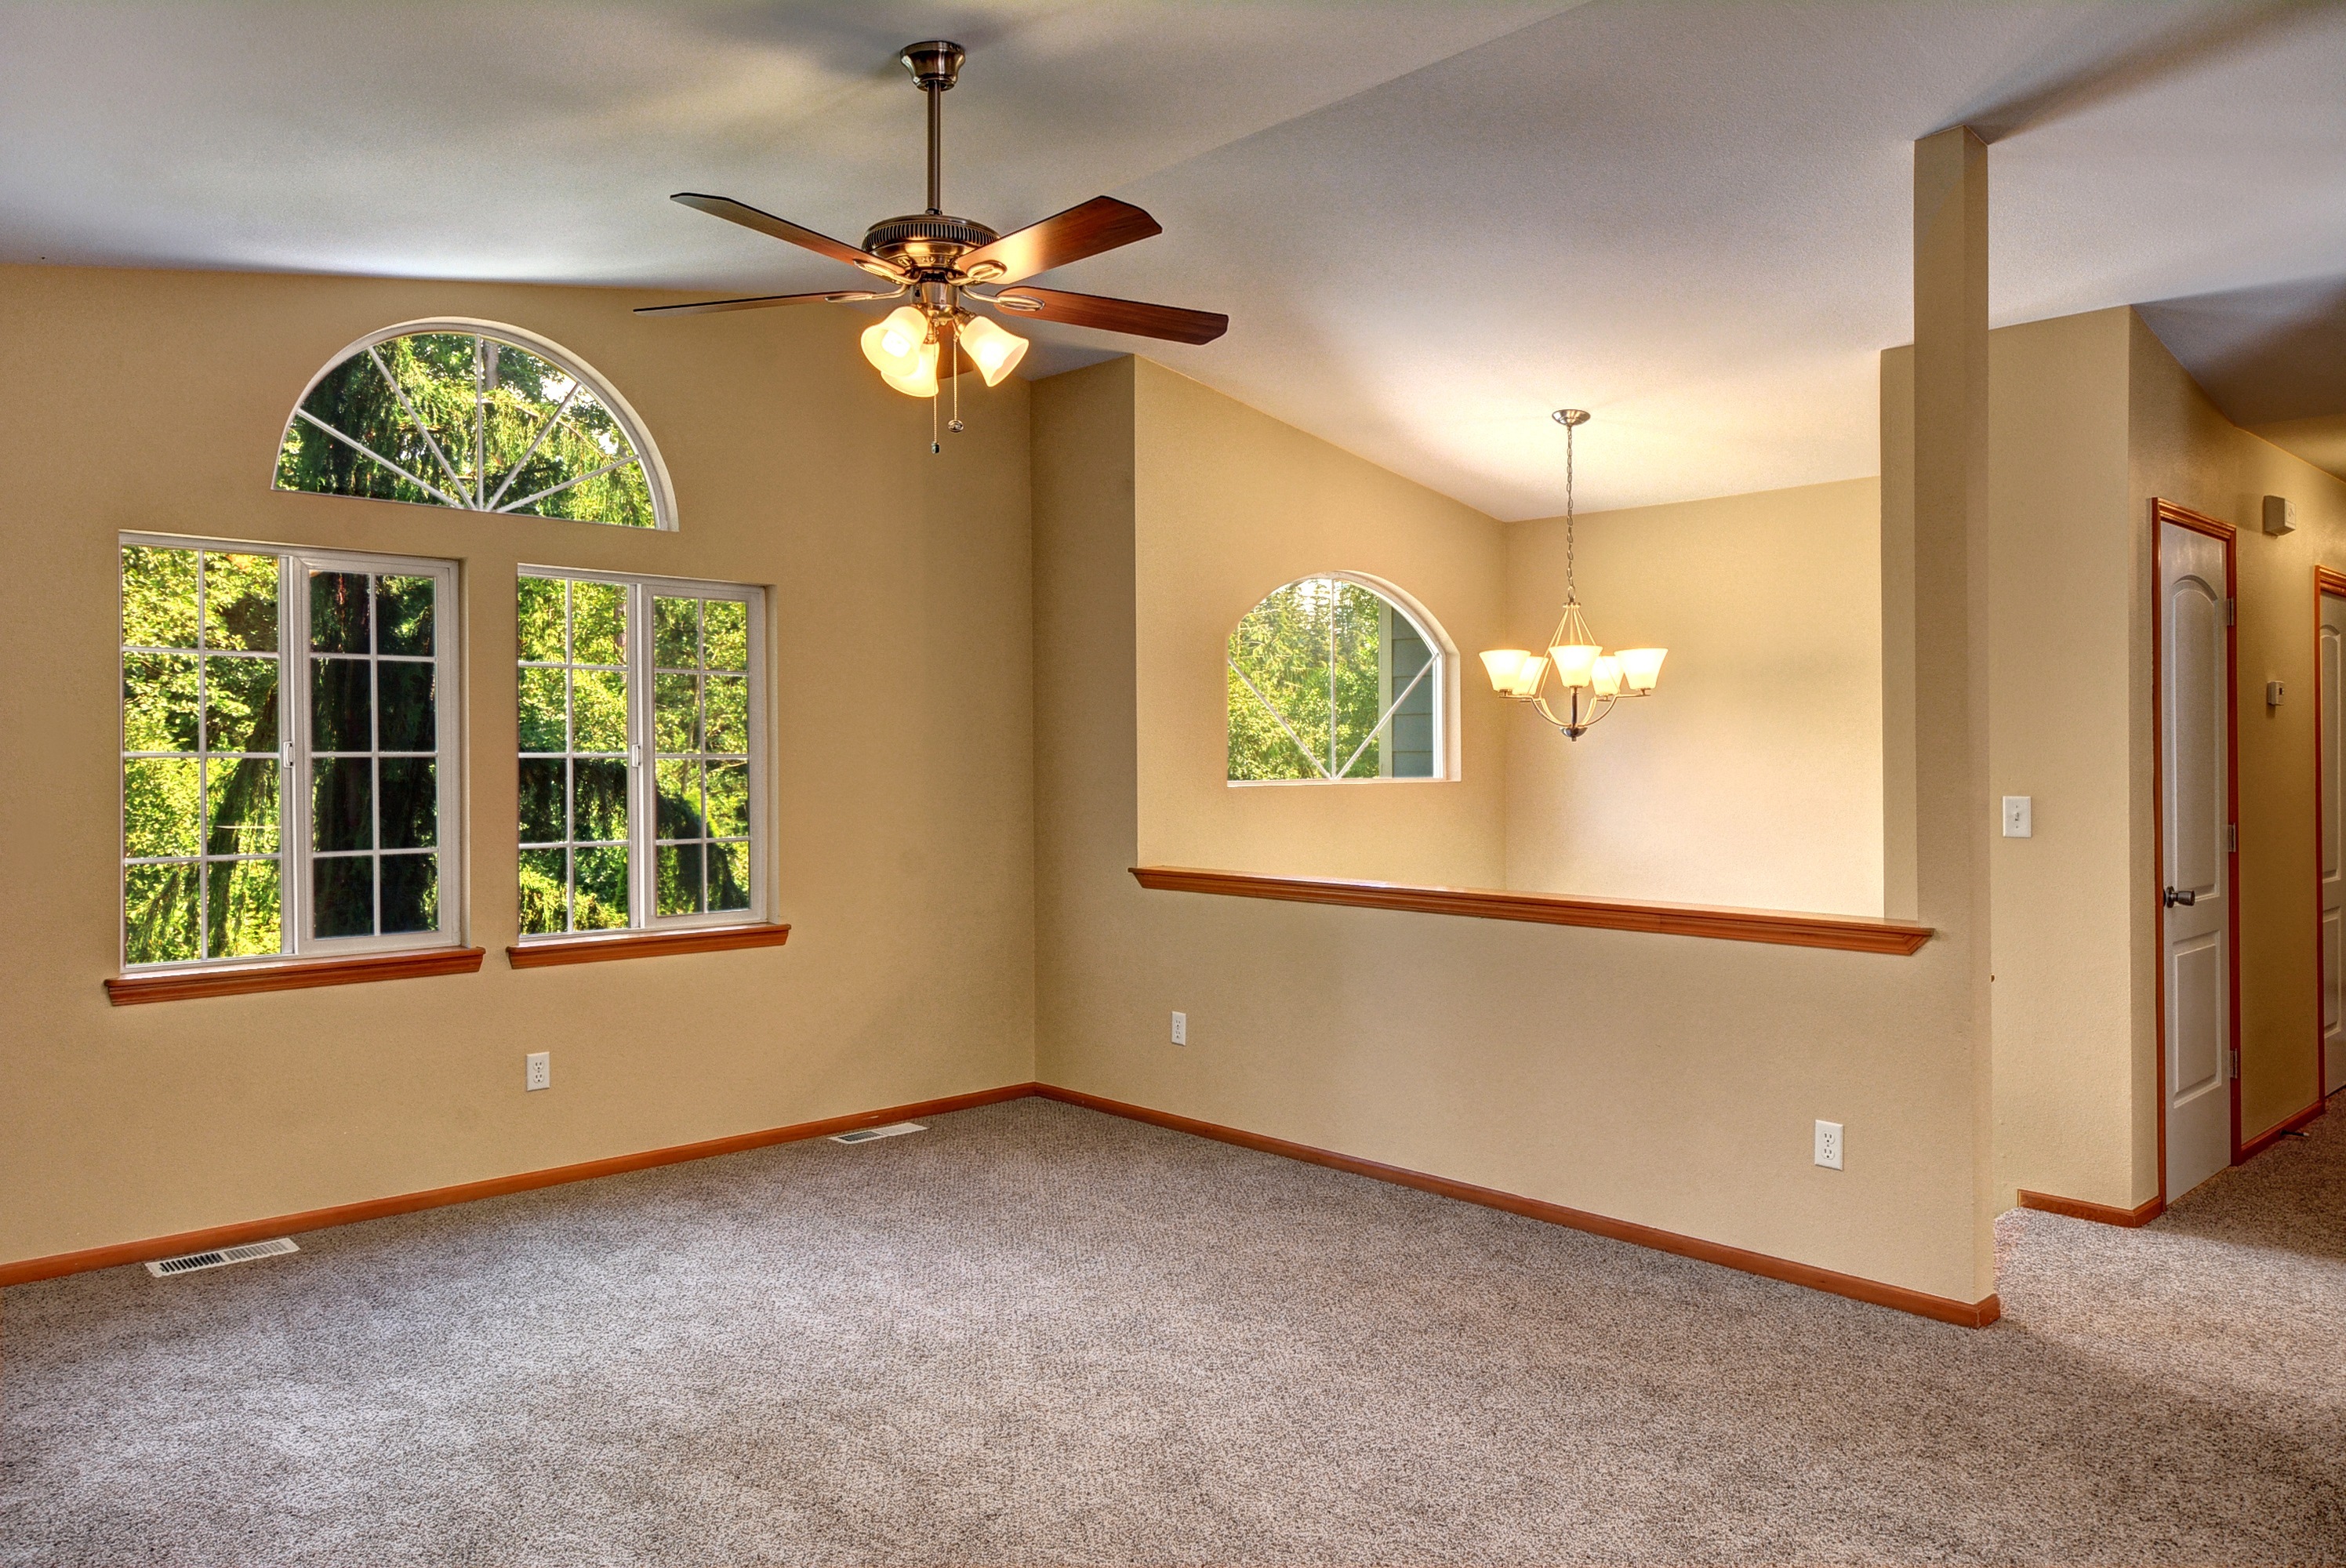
[
  {"x1": 1033, "y1": 1085, "x2": 1999, "y2": 1328},
  {"x1": 105, "y1": 946, "x2": 487, "y2": 1005},
  {"x1": 1130, "y1": 866, "x2": 1933, "y2": 955},
  {"x1": 2238, "y1": 1094, "x2": 2326, "y2": 1161},
  {"x1": 508, "y1": 924, "x2": 790, "y2": 968},
  {"x1": 5, "y1": 1080, "x2": 2001, "y2": 1331},
  {"x1": 2016, "y1": 1189, "x2": 2166, "y2": 1228},
  {"x1": 0, "y1": 1082, "x2": 1038, "y2": 1287}
]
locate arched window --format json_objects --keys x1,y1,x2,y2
[
  {"x1": 274, "y1": 320, "x2": 674, "y2": 529},
  {"x1": 1226, "y1": 574, "x2": 1447, "y2": 782}
]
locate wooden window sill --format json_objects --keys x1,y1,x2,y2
[
  {"x1": 507, "y1": 924, "x2": 790, "y2": 969},
  {"x1": 1130, "y1": 867, "x2": 1932, "y2": 956},
  {"x1": 106, "y1": 947, "x2": 488, "y2": 1006}
]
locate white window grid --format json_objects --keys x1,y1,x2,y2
[
  {"x1": 515, "y1": 567, "x2": 766, "y2": 938},
  {"x1": 119, "y1": 534, "x2": 465, "y2": 968},
  {"x1": 1226, "y1": 572, "x2": 1448, "y2": 784},
  {"x1": 275, "y1": 318, "x2": 677, "y2": 530}
]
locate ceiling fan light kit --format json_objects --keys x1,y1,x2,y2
[
  {"x1": 641, "y1": 39, "x2": 1227, "y2": 448},
  {"x1": 1480, "y1": 411, "x2": 1669, "y2": 741}
]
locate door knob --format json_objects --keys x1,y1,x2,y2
[{"x1": 2164, "y1": 887, "x2": 2196, "y2": 908}]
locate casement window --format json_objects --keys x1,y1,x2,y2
[
  {"x1": 516, "y1": 570, "x2": 764, "y2": 938},
  {"x1": 1226, "y1": 574, "x2": 1446, "y2": 782},
  {"x1": 119, "y1": 539, "x2": 462, "y2": 967}
]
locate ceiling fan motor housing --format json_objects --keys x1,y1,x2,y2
[{"x1": 862, "y1": 213, "x2": 1000, "y2": 275}]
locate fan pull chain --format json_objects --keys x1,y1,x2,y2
[{"x1": 949, "y1": 317, "x2": 964, "y2": 435}]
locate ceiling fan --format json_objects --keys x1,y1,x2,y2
[{"x1": 637, "y1": 39, "x2": 1228, "y2": 420}]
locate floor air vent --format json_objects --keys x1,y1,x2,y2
[
  {"x1": 146, "y1": 1238, "x2": 300, "y2": 1277},
  {"x1": 830, "y1": 1121, "x2": 926, "y2": 1145}
]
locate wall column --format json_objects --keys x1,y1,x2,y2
[{"x1": 1910, "y1": 125, "x2": 1996, "y2": 1285}]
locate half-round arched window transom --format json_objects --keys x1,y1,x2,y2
[
  {"x1": 1227, "y1": 575, "x2": 1444, "y2": 782},
  {"x1": 274, "y1": 321, "x2": 673, "y2": 529}
]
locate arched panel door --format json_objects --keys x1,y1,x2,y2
[{"x1": 2159, "y1": 516, "x2": 2234, "y2": 1200}]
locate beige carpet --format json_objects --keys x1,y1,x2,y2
[{"x1": 2, "y1": 1094, "x2": 2341, "y2": 1566}]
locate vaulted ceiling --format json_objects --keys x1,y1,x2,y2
[{"x1": 4, "y1": 1, "x2": 2341, "y2": 514}]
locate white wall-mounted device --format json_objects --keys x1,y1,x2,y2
[
  {"x1": 2264, "y1": 495, "x2": 2297, "y2": 535},
  {"x1": 2001, "y1": 796, "x2": 2033, "y2": 838}
]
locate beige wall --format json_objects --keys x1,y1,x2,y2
[
  {"x1": 1132, "y1": 361, "x2": 1507, "y2": 887},
  {"x1": 1975, "y1": 309, "x2": 2147, "y2": 1211},
  {"x1": 0, "y1": 265, "x2": 1037, "y2": 1266},
  {"x1": 1503, "y1": 481, "x2": 1884, "y2": 915},
  {"x1": 1035, "y1": 356, "x2": 1995, "y2": 1308},
  {"x1": 1959, "y1": 306, "x2": 2346, "y2": 1218},
  {"x1": 2130, "y1": 312, "x2": 2346, "y2": 1149}
]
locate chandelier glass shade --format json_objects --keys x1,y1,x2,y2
[{"x1": 1479, "y1": 410, "x2": 1667, "y2": 740}]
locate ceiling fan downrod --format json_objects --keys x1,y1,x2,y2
[{"x1": 899, "y1": 41, "x2": 965, "y2": 217}]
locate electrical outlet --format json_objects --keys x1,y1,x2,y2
[
  {"x1": 1170, "y1": 1011, "x2": 1188, "y2": 1046},
  {"x1": 525, "y1": 1051, "x2": 550, "y2": 1092},
  {"x1": 1814, "y1": 1120, "x2": 1843, "y2": 1171}
]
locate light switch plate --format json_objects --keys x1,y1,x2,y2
[{"x1": 2002, "y1": 796, "x2": 2032, "y2": 838}]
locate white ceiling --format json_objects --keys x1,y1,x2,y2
[{"x1": 4, "y1": 1, "x2": 2343, "y2": 517}]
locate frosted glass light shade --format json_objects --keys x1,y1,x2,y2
[
  {"x1": 1549, "y1": 643, "x2": 1602, "y2": 689},
  {"x1": 959, "y1": 314, "x2": 1030, "y2": 387},
  {"x1": 1617, "y1": 647, "x2": 1668, "y2": 691},
  {"x1": 860, "y1": 307, "x2": 932, "y2": 382},
  {"x1": 1510, "y1": 655, "x2": 1549, "y2": 697},
  {"x1": 1590, "y1": 655, "x2": 1622, "y2": 696},
  {"x1": 877, "y1": 339, "x2": 939, "y2": 398},
  {"x1": 1480, "y1": 648, "x2": 1531, "y2": 692}
]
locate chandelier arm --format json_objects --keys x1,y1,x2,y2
[{"x1": 1525, "y1": 685, "x2": 1620, "y2": 737}]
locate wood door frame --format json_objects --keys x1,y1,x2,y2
[
  {"x1": 2312, "y1": 564, "x2": 2346, "y2": 1109},
  {"x1": 2151, "y1": 499, "x2": 2242, "y2": 1203}
]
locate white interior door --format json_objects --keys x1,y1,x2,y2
[
  {"x1": 2323, "y1": 590, "x2": 2346, "y2": 1098},
  {"x1": 2161, "y1": 520, "x2": 2232, "y2": 1200}
]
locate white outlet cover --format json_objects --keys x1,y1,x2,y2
[
  {"x1": 525, "y1": 1051, "x2": 550, "y2": 1091},
  {"x1": 1814, "y1": 1120, "x2": 1843, "y2": 1171},
  {"x1": 1171, "y1": 1011, "x2": 1188, "y2": 1046}
]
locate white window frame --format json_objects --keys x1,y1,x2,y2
[
  {"x1": 119, "y1": 533, "x2": 467, "y2": 968},
  {"x1": 274, "y1": 318, "x2": 679, "y2": 531},
  {"x1": 1225, "y1": 569, "x2": 1458, "y2": 786},
  {"x1": 514, "y1": 565, "x2": 769, "y2": 939}
]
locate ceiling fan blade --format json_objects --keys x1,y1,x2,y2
[
  {"x1": 959, "y1": 196, "x2": 1161, "y2": 285},
  {"x1": 985, "y1": 286, "x2": 1227, "y2": 345},
  {"x1": 634, "y1": 289, "x2": 886, "y2": 318},
  {"x1": 670, "y1": 193, "x2": 901, "y2": 277}
]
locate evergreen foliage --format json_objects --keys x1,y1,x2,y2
[
  {"x1": 1227, "y1": 579, "x2": 1404, "y2": 780},
  {"x1": 276, "y1": 333, "x2": 656, "y2": 527}
]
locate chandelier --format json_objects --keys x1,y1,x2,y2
[{"x1": 1478, "y1": 410, "x2": 1667, "y2": 739}]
